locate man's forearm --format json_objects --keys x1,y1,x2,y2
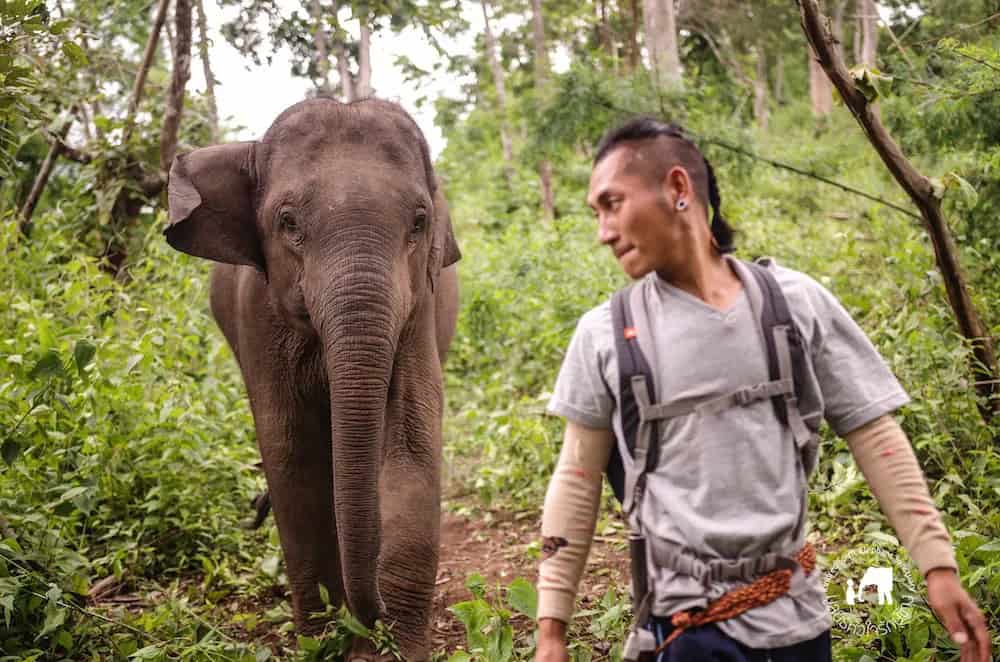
[
  {"x1": 845, "y1": 415, "x2": 957, "y2": 576},
  {"x1": 537, "y1": 423, "x2": 613, "y2": 622}
]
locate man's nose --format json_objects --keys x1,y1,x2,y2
[{"x1": 596, "y1": 213, "x2": 618, "y2": 245}]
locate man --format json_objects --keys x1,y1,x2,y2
[{"x1": 534, "y1": 117, "x2": 990, "y2": 661}]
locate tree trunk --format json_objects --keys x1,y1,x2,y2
[
  {"x1": 833, "y1": 0, "x2": 848, "y2": 59},
  {"x1": 531, "y1": 0, "x2": 548, "y2": 86},
  {"x1": 159, "y1": 0, "x2": 192, "y2": 175},
  {"x1": 310, "y1": 0, "x2": 333, "y2": 95},
  {"x1": 480, "y1": 0, "x2": 514, "y2": 189},
  {"x1": 860, "y1": 0, "x2": 878, "y2": 67},
  {"x1": 18, "y1": 117, "x2": 73, "y2": 235},
  {"x1": 627, "y1": 0, "x2": 640, "y2": 71},
  {"x1": 773, "y1": 51, "x2": 784, "y2": 105},
  {"x1": 530, "y1": 0, "x2": 554, "y2": 221},
  {"x1": 194, "y1": 0, "x2": 219, "y2": 141},
  {"x1": 124, "y1": 0, "x2": 171, "y2": 143},
  {"x1": 165, "y1": 5, "x2": 176, "y2": 60},
  {"x1": 753, "y1": 44, "x2": 769, "y2": 130},
  {"x1": 799, "y1": 0, "x2": 999, "y2": 422},
  {"x1": 356, "y1": 19, "x2": 372, "y2": 98},
  {"x1": 809, "y1": 46, "x2": 833, "y2": 117},
  {"x1": 539, "y1": 160, "x2": 554, "y2": 221},
  {"x1": 643, "y1": 0, "x2": 683, "y2": 90},
  {"x1": 330, "y1": 0, "x2": 355, "y2": 101},
  {"x1": 597, "y1": 0, "x2": 612, "y2": 55},
  {"x1": 853, "y1": 1, "x2": 863, "y2": 65}
]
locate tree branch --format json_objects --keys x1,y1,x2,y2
[
  {"x1": 159, "y1": 0, "x2": 192, "y2": 174},
  {"x1": 18, "y1": 116, "x2": 74, "y2": 235},
  {"x1": 799, "y1": 0, "x2": 999, "y2": 420},
  {"x1": 123, "y1": 0, "x2": 171, "y2": 144}
]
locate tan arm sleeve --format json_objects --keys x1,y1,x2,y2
[
  {"x1": 536, "y1": 422, "x2": 615, "y2": 623},
  {"x1": 845, "y1": 415, "x2": 957, "y2": 576}
]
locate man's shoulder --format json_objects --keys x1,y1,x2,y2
[
  {"x1": 758, "y1": 259, "x2": 836, "y2": 311},
  {"x1": 576, "y1": 299, "x2": 613, "y2": 338}
]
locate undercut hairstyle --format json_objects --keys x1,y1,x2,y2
[{"x1": 594, "y1": 117, "x2": 735, "y2": 253}]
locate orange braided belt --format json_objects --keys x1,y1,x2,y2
[{"x1": 655, "y1": 542, "x2": 817, "y2": 653}]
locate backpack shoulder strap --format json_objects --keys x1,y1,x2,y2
[
  {"x1": 606, "y1": 284, "x2": 659, "y2": 504},
  {"x1": 743, "y1": 258, "x2": 814, "y2": 446}
]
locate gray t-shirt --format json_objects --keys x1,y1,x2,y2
[{"x1": 547, "y1": 258, "x2": 910, "y2": 648}]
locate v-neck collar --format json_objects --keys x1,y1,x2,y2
[{"x1": 650, "y1": 257, "x2": 748, "y2": 317}]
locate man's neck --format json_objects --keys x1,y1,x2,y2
[{"x1": 655, "y1": 249, "x2": 743, "y2": 311}]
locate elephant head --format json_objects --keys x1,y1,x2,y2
[{"x1": 163, "y1": 98, "x2": 459, "y2": 629}]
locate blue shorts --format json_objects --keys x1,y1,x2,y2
[{"x1": 648, "y1": 618, "x2": 833, "y2": 662}]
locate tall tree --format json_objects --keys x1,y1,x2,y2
[
  {"x1": 356, "y1": 17, "x2": 372, "y2": 98},
  {"x1": 644, "y1": 0, "x2": 683, "y2": 89},
  {"x1": 195, "y1": 0, "x2": 219, "y2": 141},
  {"x1": 330, "y1": 0, "x2": 355, "y2": 101},
  {"x1": 800, "y1": 0, "x2": 999, "y2": 421},
  {"x1": 809, "y1": 46, "x2": 834, "y2": 116},
  {"x1": 480, "y1": 0, "x2": 514, "y2": 189},
  {"x1": 531, "y1": 0, "x2": 554, "y2": 221},
  {"x1": 160, "y1": 0, "x2": 192, "y2": 174},
  {"x1": 310, "y1": 0, "x2": 334, "y2": 95},
  {"x1": 860, "y1": 0, "x2": 879, "y2": 67},
  {"x1": 753, "y1": 43, "x2": 769, "y2": 130}
]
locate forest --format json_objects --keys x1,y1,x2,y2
[{"x1": 1, "y1": 0, "x2": 998, "y2": 659}]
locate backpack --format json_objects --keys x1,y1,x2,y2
[
  {"x1": 607, "y1": 258, "x2": 821, "y2": 661},
  {"x1": 606, "y1": 257, "x2": 817, "y2": 508}
]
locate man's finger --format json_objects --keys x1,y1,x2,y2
[
  {"x1": 934, "y1": 602, "x2": 971, "y2": 657},
  {"x1": 960, "y1": 602, "x2": 990, "y2": 662}
]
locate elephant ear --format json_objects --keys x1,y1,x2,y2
[
  {"x1": 165, "y1": 142, "x2": 266, "y2": 272},
  {"x1": 427, "y1": 180, "x2": 460, "y2": 291}
]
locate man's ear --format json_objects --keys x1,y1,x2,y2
[
  {"x1": 165, "y1": 142, "x2": 266, "y2": 271},
  {"x1": 428, "y1": 182, "x2": 461, "y2": 292}
]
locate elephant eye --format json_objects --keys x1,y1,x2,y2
[
  {"x1": 279, "y1": 210, "x2": 303, "y2": 244},
  {"x1": 410, "y1": 209, "x2": 428, "y2": 241}
]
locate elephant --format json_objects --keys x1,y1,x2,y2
[{"x1": 164, "y1": 97, "x2": 460, "y2": 660}]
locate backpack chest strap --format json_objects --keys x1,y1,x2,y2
[{"x1": 638, "y1": 377, "x2": 795, "y2": 422}]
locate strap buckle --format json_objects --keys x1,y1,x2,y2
[{"x1": 735, "y1": 383, "x2": 765, "y2": 406}]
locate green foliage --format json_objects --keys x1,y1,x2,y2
[
  {"x1": 446, "y1": 574, "x2": 538, "y2": 661},
  {"x1": 0, "y1": 214, "x2": 275, "y2": 658}
]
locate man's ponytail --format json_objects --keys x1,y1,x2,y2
[{"x1": 704, "y1": 158, "x2": 734, "y2": 254}]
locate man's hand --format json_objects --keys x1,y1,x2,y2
[
  {"x1": 535, "y1": 618, "x2": 569, "y2": 662},
  {"x1": 925, "y1": 567, "x2": 991, "y2": 662}
]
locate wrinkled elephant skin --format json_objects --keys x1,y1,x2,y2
[{"x1": 163, "y1": 98, "x2": 460, "y2": 660}]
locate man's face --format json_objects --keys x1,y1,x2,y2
[{"x1": 587, "y1": 146, "x2": 679, "y2": 279}]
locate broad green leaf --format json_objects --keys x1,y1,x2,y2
[
  {"x1": 61, "y1": 42, "x2": 88, "y2": 67},
  {"x1": 464, "y1": 572, "x2": 486, "y2": 600},
  {"x1": 338, "y1": 607, "x2": 371, "y2": 637},
  {"x1": 29, "y1": 350, "x2": 64, "y2": 380},
  {"x1": 506, "y1": 577, "x2": 537, "y2": 619},
  {"x1": 38, "y1": 601, "x2": 66, "y2": 637},
  {"x1": 73, "y1": 340, "x2": 95, "y2": 374},
  {"x1": 905, "y1": 623, "x2": 929, "y2": 654},
  {"x1": 1, "y1": 438, "x2": 21, "y2": 465}
]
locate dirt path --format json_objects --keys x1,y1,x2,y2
[
  {"x1": 430, "y1": 506, "x2": 629, "y2": 654},
  {"x1": 89, "y1": 501, "x2": 629, "y2": 658}
]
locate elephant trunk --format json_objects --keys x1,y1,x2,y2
[{"x1": 315, "y1": 265, "x2": 399, "y2": 628}]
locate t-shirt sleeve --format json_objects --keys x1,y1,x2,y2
[
  {"x1": 546, "y1": 312, "x2": 615, "y2": 429},
  {"x1": 807, "y1": 279, "x2": 910, "y2": 436}
]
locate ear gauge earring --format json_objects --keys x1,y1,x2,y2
[{"x1": 675, "y1": 199, "x2": 688, "y2": 211}]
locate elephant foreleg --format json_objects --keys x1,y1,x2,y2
[
  {"x1": 374, "y1": 448, "x2": 440, "y2": 660},
  {"x1": 248, "y1": 388, "x2": 345, "y2": 632}
]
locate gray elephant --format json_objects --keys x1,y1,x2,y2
[{"x1": 164, "y1": 98, "x2": 460, "y2": 660}]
